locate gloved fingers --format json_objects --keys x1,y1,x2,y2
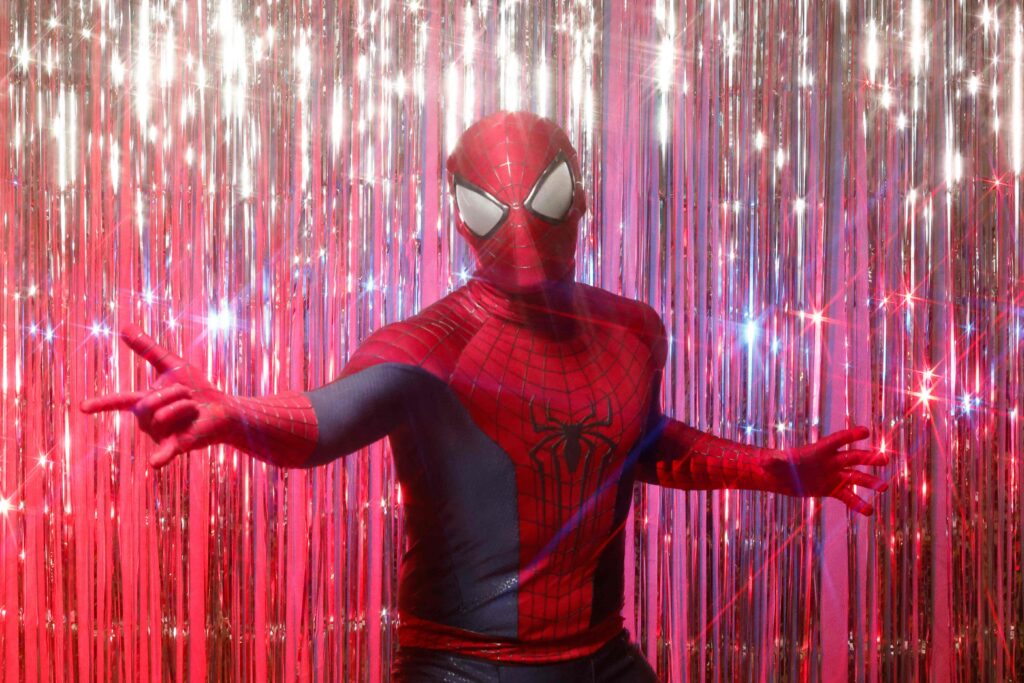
[
  {"x1": 813, "y1": 425, "x2": 871, "y2": 456},
  {"x1": 150, "y1": 429, "x2": 200, "y2": 469},
  {"x1": 843, "y1": 469, "x2": 889, "y2": 492},
  {"x1": 833, "y1": 485, "x2": 874, "y2": 516},
  {"x1": 133, "y1": 384, "x2": 191, "y2": 422},
  {"x1": 80, "y1": 392, "x2": 147, "y2": 413},
  {"x1": 150, "y1": 436, "x2": 182, "y2": 469},
  {"x1": 120, "y1": 323, "x2": 184, "y2": 374},
  {"x1": 148, "y1": 400, "x2": 199, "y2": 439},
  {"x1": 835, "y1": 449, "x2": 889, "y2": 468}
]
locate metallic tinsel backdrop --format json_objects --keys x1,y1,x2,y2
[{"x1": 0, "y1": 0, "x2": 1020, "y2": 681}]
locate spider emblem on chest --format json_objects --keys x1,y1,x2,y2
[{"x1": 528, "y1": 396, "x2": 618, "y2": 473}]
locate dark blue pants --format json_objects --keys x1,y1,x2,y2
[{"x1": 391, "y1": 630, "x2": 662, "y2": 683}]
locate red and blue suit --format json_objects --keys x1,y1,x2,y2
[{"x1": 83, "y1": 111, "x2": 888, "y2": 682}]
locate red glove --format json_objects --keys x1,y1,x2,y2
[
  {"x1": 636, "y1": 420, "x2": 889, "y2": 516},
  {"x1": 81, "y1": 324, "x2": 318, "y2": 469}
]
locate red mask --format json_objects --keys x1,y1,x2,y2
[{"x1": 446, "y1": 111, "x2": 586, "y2": 293}]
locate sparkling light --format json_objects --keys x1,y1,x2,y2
[
  {"x1": 207, "y1": 305, "x2": 234, "y2": 333},
  {"x1": 981, "y1": 5, "x2": 996, "y2": 32},
  {"x1": 135, "y1": 0, "x2": 152, "y2": 125},
  {"x1": 1014, "y1": 14, "x2": 1023, "y2": 174},
  {"x1": 16, "y1": 41, "x2": 30, "y2": 70},
  {"x1": 879, "y1": 86, "x2": 893, "y2": 109},
  {"x1": 913, "y1": 384, "x2": 935, "y2": 406},
  {"x1": 656, "y1": 37, "x2": 674, "y2": 92},
  {"x1": 910, "y1": 0, "x2": 927, "y2": 75},
  {"x1": 111, "y1": 53, "x2": 126, "y2": 85},
  {"x1": 865, "y1": 21, "x2": 880, "y2": 81},
  {"x1": 743, "y1": 320, "x2": 758, "y2": 345},
  {"x1": 160, "y1": 25, "x2": 175, "y2": 86},
  {"x1": 946, "y1": 150, "x2": 963, "y2": 185},
  {"x1": 536, "y1": 57, "x2": 550, "y2": 117}
]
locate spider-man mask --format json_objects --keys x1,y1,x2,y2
[{"x1": 446, "y1": 111, "x2": 586, "y2": 293}]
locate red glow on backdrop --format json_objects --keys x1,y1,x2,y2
[{"x1": 0, "y1": 0, "x2": 1021, "y2": 681}]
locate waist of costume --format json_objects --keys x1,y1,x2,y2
[
  {"x1": 392, "y1": 627, "x2": 661, "y2": 683},
  {"x1": 397, "y1": 611, "x2": 625, "y2": 663}
]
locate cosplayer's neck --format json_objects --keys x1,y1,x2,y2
[{"x1": 466, "y1": 273, "x2": 580, "y2": 335}]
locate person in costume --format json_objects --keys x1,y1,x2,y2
[{"x1": 82, "y1": 111, "x2": 889, "y2": 682}]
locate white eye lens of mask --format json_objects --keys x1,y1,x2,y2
[
  {"x1": 526, "y1": 159, "x2": 574, "y2": 221},
  {"x1": 455, "y1": 182, "x2": 508, "y2": 237}
]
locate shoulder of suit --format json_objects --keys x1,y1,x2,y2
[
  {"x1": 576, "y1": 284, "x2": 667, "y2": 367},
  {"x1": 340, "y1": 287, "x2": 483, "y2": 379}
]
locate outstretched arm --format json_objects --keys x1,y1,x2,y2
[
  {"x1": 634, "y1": 375, "x2": 890, "y2": 516},
  {"x1": 81, "y1": 324, "x2": 404, "y2": 469}
]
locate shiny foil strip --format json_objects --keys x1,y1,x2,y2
[{"x1": 0, "y1": 0, "x2": 1020, "y2": 681}]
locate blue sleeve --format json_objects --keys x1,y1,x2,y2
[{"x1": 303, "y1": 363, "x2": 415, "y2": 466}]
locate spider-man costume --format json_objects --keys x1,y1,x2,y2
[{"x1": 83, "y1": 111, "x2": 888, "y2": 682}]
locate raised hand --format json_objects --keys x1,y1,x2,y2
[
  {"x1": 762, "y1": 425, "x2": 889, "y2": 516},
  {"x1": 80, "y1": 323, "x2": 237, "y2": 468}
]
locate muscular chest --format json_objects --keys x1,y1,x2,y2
[{"x1": 448, "y1": 317, "x2": 657, "y2": 473}]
